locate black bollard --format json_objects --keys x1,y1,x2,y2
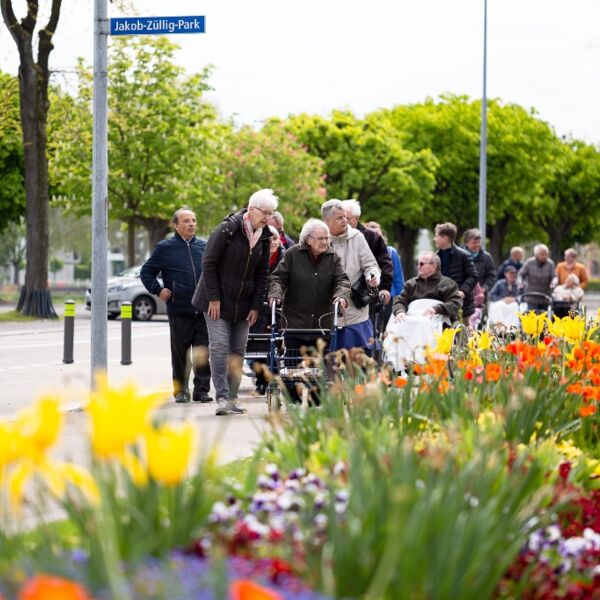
[
  {"x1": 63, "y1": 300, "x2": 75, "y2": 364},
  {"x1": 121, "y1": 301, "x2": 132, "y2": 365}
]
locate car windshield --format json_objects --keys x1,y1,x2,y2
[{"x1": 117, "y1": 266, "x2": 142, "y2": 278}]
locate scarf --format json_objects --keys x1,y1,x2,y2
[{"x1": 242, "y1": 212, "x2": 263, "y2": 249}]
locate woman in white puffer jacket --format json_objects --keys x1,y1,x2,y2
[{"x1": 321, "y1": 199, "x2": 381, "y2": 351}]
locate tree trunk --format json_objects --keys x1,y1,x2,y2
[
  {"x1": 146, "y1": 218, "x2": 171, "y2": 252},
  {"x1": 391, "y1": 221, "x2": 420, "y2": 279},
  {"x1": 12, "y1": 260, "x2": 20, "y2": 285},
  {"x1": 488, "y1": 216, "x2": 511, "y2": 265},
  {"x1": 127, "y1": 217, "x2": 136, "y2": 267},
  {"x1": 2, "y1": 0, "x2": 62, "y2": 318}
]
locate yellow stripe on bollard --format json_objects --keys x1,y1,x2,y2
[
  {"x1": 64, "y1": 300, "x2": 75, "y2": 317},
  {"x1": 121, "y1": 302, "x2": 132, "y2": 319}
]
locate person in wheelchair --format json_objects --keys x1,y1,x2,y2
[
  {"x1": 487, "y1": 264, "x2": 521, "y2": 330},
  {"x1": 268, "y1": 218, "x2": 351, "y2": 403},
  {"x1": 384, "y1": 252, "x2": 462, "y2": 372},
  {"x1": 552, "y1": 273, "x2": 584, "y2": 318}
]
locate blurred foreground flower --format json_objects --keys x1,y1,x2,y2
[
  {"x1": 18, "y1": 574, "x2": 93, "y2": 600},
  {"x1": 146, "y1": 422, "x2": 194, "y2": 486}
]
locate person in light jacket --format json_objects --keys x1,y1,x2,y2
[{"x1": 321, "y1": 199, "x2": 380, "y2": 352}]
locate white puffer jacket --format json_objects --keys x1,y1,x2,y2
[{"x1": 330, "y1": 226, "x2": 380, "y2": 326}]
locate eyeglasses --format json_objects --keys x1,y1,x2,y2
[
  {"x1": 308, "y1": 234, "x2": 331, "y2": 243},
  {"x1": 418, "y1": 261, "x2": 433, "y2": 266},
  {"x1": 252, "y1": 206, "x2": 274, "y2": 218}
]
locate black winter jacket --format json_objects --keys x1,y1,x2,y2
[
  {"x1": 469, "y1": 249, "x2": 496, "y2": 293},
  {"x1": 268, "y1": 244, "x2": 351, "y2": 329},
  {"x1": 437, "y1": 244, "x2": 478, "y2": 317},
  {"x1": 140, "y1": 233, "x2": 205, "y2": 316},
  {"x1": 357, "y1": 222, "x2": 393, "y2": 292},
  {"x1": 392, "y1": 273, "x2": 462, "y2": 322},
  {"x1": 192, "y1": 210, "x2": 271, "y2": 322}
]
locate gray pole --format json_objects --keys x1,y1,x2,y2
[
  {"x1": 91, "y1": 0, "x2": 109, "y2": 387},
  {"x1": 478, "y1": 0, "x2": 488, "y2": 250}
]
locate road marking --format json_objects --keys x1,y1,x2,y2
[{"x1": 0, "y1": 331, "x2": 168, "y2": 350}]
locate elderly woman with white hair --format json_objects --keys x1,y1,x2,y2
[
  {"x1": 268, "y1": 218, "x2": 351, "y2": 404},
  {"x1": 268, "y1": 218, "x2": 350, "y2": 331},
  {"x1": 193, "y1": 188, "x2": 279, "y2": 416},
  {"x1": 516, "y1": 243, "x2": 556, "y2": 313},
  {"x1": 321, "y1": 199, "x2": 381, "y2": 352},
  {"x1": 552, "y1": 273, "x2": 584, "y2": 317}
]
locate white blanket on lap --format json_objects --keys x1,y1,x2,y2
[
  {"x1": 487, "y1": 300, "x2": 521, "y2": 328},
  {"x1": 383, "y1": 299, "x2": 449, "y2": 371}
]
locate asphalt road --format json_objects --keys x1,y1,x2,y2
[{"x1": 0, "y1": 310, "x2": 271, "y2": 466}]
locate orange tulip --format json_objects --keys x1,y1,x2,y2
[
  {"x1": 19, "y1": 574, "x2": 93, "y2": 600},
  {"x1": 579, "y1": 405, "x2": 597, "y2": 418},
  {"x1": 229, "y1": 579, "x2": 282, "y2": 600}
]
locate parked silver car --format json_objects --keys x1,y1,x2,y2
[{"x1": 85, "y1": 266, "x2": 167, "y2": 321}]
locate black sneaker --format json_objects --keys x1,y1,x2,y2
[
  {"x1": 193, "y1": 390, "x2": 214, "y2": 403},
  {"x1": 174, "y1": 391, "x2": 190, "y2": 403}
]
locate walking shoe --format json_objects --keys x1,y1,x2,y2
[
  {"x1": 192, "y1": 390, "x2": 214, "y2": 403},
  {"x1": 174, "y1": 391, "x2": 190, "y2": 403},
  {"x1": 227, "y1": 399, "x2": 248, "y2": 414},
  {"x1": 215, "y1": 398, "x2": 231, "y2": 416}
]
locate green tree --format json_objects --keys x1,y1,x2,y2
[
  {"x1": 1, "y1": 0, "x2": 61, "y2": 317},
  {"x1": 535, "y1": 139, "x2": 600, "y2": 259},
  {"x1": 212, "y1": 121, "x2": 326, "y2": 236},
  {"x1": 385, "y1": 95, "x2": 558, "y2": 263},
  {"x1": 0, "y1": 218, "x2": 26, "y2": 285},
  {"x1": 48, "y1": 255, "x2": 63, "y2": 280},
  {"x1": 283, "y1": 111, "x2": 438, "y2": 274},
  {"x1": 0, "y1": 71, "x2": 25, "y2": 233},
  {"x1": 51, "y1": 37, "x2": 222, "y2": 265}
]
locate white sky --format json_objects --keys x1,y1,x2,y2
[{"x1": 2, "y1": 0, "x2": 600, "y2": 141}]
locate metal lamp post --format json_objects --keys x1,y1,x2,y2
[{"x1": 478, "y1": 0, "x2": 488, "y2": 249}]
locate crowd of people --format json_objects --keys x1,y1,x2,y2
[{"x1": 140, "y1": 189, "x2": 591, "y2": 414}]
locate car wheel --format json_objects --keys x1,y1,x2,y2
[
  {"x1": 107, "y1": 313, "x2": 118, "y2": 320},
  {"x1": 132, "y1": 296, "x2": 156, "y2": 321}
]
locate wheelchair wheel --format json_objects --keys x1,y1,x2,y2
[{"x1": 266, "y1": 385, "x2": 281, "y2": 413}]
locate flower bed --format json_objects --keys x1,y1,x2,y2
[{"x1": 1, "y1": 311, "x2": 600, "y2": 598}]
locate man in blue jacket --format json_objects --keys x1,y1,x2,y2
[{"x1": 141, "y1": 207, "x2": 212, "y2": 403}]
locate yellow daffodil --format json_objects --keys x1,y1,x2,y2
[
  {"x1": 435, "y1": 327, "x2": 460, "y2": 355},
  {"x1": 145, "y1": 423, "x2": 194, "y2": 486},
  {"x1": 87, "y1": 375, "x2": 166, "y2": 459},
  {"x1": 587, "y1": 325, "x2": 599, "y2": 340},
  {"x1": 519, "y1": 311, "x2": 546, "y2": 337}
]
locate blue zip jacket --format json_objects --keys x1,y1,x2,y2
[
  {"x1": 388, "y1": 245, "x2": 405, "y2": 297},
  {"x1": 140, "y1": 232, "x2": 206, "y2": 315}
]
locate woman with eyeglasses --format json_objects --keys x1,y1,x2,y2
[{"x1": 268, "y1": 218, "x2": 351, "y2": 403}]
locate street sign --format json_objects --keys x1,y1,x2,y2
[{"x1": 110, "y1": 16, "x2": 205, "y2": 36}]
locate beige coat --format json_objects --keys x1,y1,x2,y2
[{"x1": 330, "y1": 226, "x2": 380, "y2": 326}]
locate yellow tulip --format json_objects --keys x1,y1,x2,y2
[
  {"x1": 145, "y1": 423, "x2": 194, "y2": 486},
  {"x1": 546, "y1": 316, "x2": 564, "y2": 339},
  {"x1": 14, "y1": 396, "x2": 63, "y2": 463},
  {"x1": 88, "y1": 375, "x2": 166, "y2": 459},
  {"x1": 120, "y1": 449, "x2": 148, "y2": 487},
  {"x1": 561, "y1": 315, "x2": 586, "y2": 343},
  {"x1": 435, "y1": 327, "x2": 460, "y2": 355},
  {"x1": 8, "y1": 461, "x2": 34, "y2": 510},
  {"x1": 519, "y1": 311, "x2": 546, "y2": 337}
]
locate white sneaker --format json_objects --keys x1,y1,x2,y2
[
  {"x1": 215, "y1": 398, "x2": 231, "y2": 416},
  {"x1": 228, "y1": 399, "x2": 247, "y2": 414}
]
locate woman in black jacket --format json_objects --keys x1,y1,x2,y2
[
  {"x1": 192, "y1": 189, "x2": 278, "y2": 416},
  {"x1": 268, "y1": 218, "x2": 351, "y2": 403}
]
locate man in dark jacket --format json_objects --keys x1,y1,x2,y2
[
  {"x1": 463, "y1": 228, "x2": 496, "y2": 293},
  {"x1": 342, "y1": 199, "x2": 393, "y2": 306},
  {"x1": 392, "y1": 252, "x2": 462, "y2": 322},
  {"x1": 140, "y1": 207, "x2": 211, "y2": 404},
  {"x1": 434, "y1": 222, "x2": 478, "y2": 322},
  {"x1": 497, "y1": 246, "x2": 524, "y2": 281},
  {"x1": 192, "y1": 189, "x2": 277, "y2": 416}
]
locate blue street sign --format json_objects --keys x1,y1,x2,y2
[{"x1": 110, "y1": 16, "x2": 205, "y2": 36}]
